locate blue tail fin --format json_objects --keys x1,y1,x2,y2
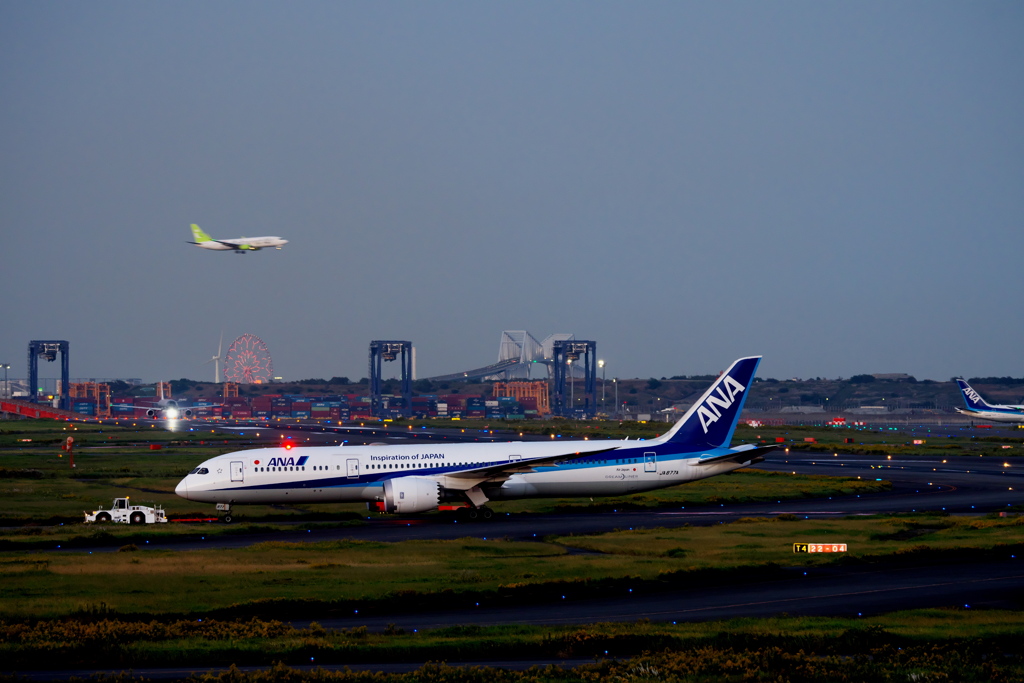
[
  {"x1": 956, "y1": 378, "x2": 992, "y2": 410},
  {"x1": 659, "y1": 356, "x2": 761, "y2": 450}
]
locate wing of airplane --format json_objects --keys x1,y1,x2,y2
[
  {"x1": 211, "y1": 239, "x2": 261, "y2": 251},
  {"x1": 439, "y1": 446, "x2": 620, "y2": 489},
  {"x1": 693, "y1": 444, "x2": 780, "y2": 466}
]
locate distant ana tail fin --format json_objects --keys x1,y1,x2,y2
[{"x1": 956, "y1": 378, "x2": 993, "y2": 410}]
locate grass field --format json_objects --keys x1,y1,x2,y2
[
  {"x1": 2, "y1": 608, "x2": 1023, "y2": 674},
  {"x1": 2, "y1": 514, "x2": 1022, "y2": 620},
  {"x1": 2, "y1": 420, "x2": 1024, "y2": 679}
]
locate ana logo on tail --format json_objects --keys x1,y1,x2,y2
[
  {"x1": 696, "y1": 376, "x2": 746, "y2": 433},
  {"x1": 962, "y1": 384, "x2": 984, "y2": 405}
]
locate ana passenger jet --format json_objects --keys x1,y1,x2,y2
[
  {"x1": 176, "y1": 356, "x2": 773, "y2": 521},
  {"x1": 954, "y1": 378, "x2": 1024, "y2": 424},
  {"x1": 188, "y1": 224, "x2": 288, "y2": 253}
]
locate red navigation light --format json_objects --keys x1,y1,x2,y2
[{"x1": 285, "y1": 443, "x2": 293, "y2": 450}]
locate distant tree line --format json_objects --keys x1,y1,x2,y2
[{"x1": 967, "y1": 376, "x2": 1024, "y2": 384}]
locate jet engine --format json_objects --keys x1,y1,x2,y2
[{"x1": 382, "y1": 476, "x2": 442, "y2": 514}]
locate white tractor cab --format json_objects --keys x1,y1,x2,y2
[{"x1": 84, "y1": 497, "x2": 167, "y2": 524}]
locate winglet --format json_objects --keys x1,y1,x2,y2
[
  {"x1": 654, "y1": 356, "x2": 762, "y2": 450},
  {"x1": 190, "y1": 224, "x2": 213, "y2": 243}
]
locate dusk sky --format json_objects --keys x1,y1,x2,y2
[{"x1": 2, "y1": 2, "x2": 1022, "y2": 386}]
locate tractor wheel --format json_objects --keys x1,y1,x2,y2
[
  {"x1": 130, "y1": 512, "x2": 145, "y2": 524},
  {"x1": 96, "y1": 512, "x2": 111, "y2": 523}
]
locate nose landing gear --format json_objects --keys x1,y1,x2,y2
[{"x1": 216, "y1": 503, "x2": 233, "y2": 524}]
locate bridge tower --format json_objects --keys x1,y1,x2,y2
[
  {"x1": 27, "y1": 340, "x2": 70, "y2": 410},
  {"x1": 369, "y1": 340, "x2": 412, "y2": 418},
  {"x1": 551, "y1": 340, "x2": 597, "y2": 418}
]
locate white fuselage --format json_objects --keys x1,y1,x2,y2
[
  {"x1": 199, "y1": 236, "x2": 288, "y2": 250},
  {"x1": 174, "y1": 439, "x2": 749, "y2": 506},
  {"x1": 955, "y1": 408, "x2": 1024, "y2": 424}
]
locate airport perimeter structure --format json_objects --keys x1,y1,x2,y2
[
  {"x1": 425, "y1": 331, "x2": 584, "y2": 382},
  {"x1": 375, "y1": 331, "x2": 598, "y2": 418}
]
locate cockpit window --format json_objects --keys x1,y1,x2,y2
[{"x1": 189, "y1": 467, "x2": 210, "y2": 475}]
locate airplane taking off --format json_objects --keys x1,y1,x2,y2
[
  {"x1": 188, "y1": 224, "x2": 288, "y2": 253},
  {"x1": 176, "y1": 356, "x2": 775, "y2": 521},
  {"x1": 113, "y1": 383, "x2": 214, "y2": 419},
  {"x1": 954, "y1": 378, "x2": 1024, "y2": 424}
]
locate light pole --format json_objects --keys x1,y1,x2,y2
[
  {"x1": 567, "y1": 359, "x2": 574, "y2": 413},
  {"x1": 1, "y1": 363, "x2": 9, "y2": 400},
  {"x1": 598, "y1": 360, "x2": 605, "y2": 412},
  {"x1": 613, "y1": 378, "x2": 618, "y2": 418}
]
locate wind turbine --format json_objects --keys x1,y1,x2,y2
[{"x1": 205, "y1": 331, "x2": 224, "y2": 383}]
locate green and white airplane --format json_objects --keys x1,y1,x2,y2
[{"x1": 188, "y1": 224, "x2": 288, "y2": 253}]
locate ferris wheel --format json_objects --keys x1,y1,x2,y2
[{"x1": 224, "y1": 334, "x2": 274, "y2": 384}]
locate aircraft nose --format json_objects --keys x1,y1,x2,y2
[{"x1": 175, "y1": 478, "x2": 189, "y2": 499}]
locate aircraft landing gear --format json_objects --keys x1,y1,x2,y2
[
  {"x1": 455, "y1": 506, "x2": 493, "y2": 522},
  {"x1": 217, "y1": 503, "x2": 233, "y2": 523}
]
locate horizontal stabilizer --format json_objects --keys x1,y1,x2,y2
[{"x1": 694, "y1": 445, "x2": 779, "y2": 466}]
